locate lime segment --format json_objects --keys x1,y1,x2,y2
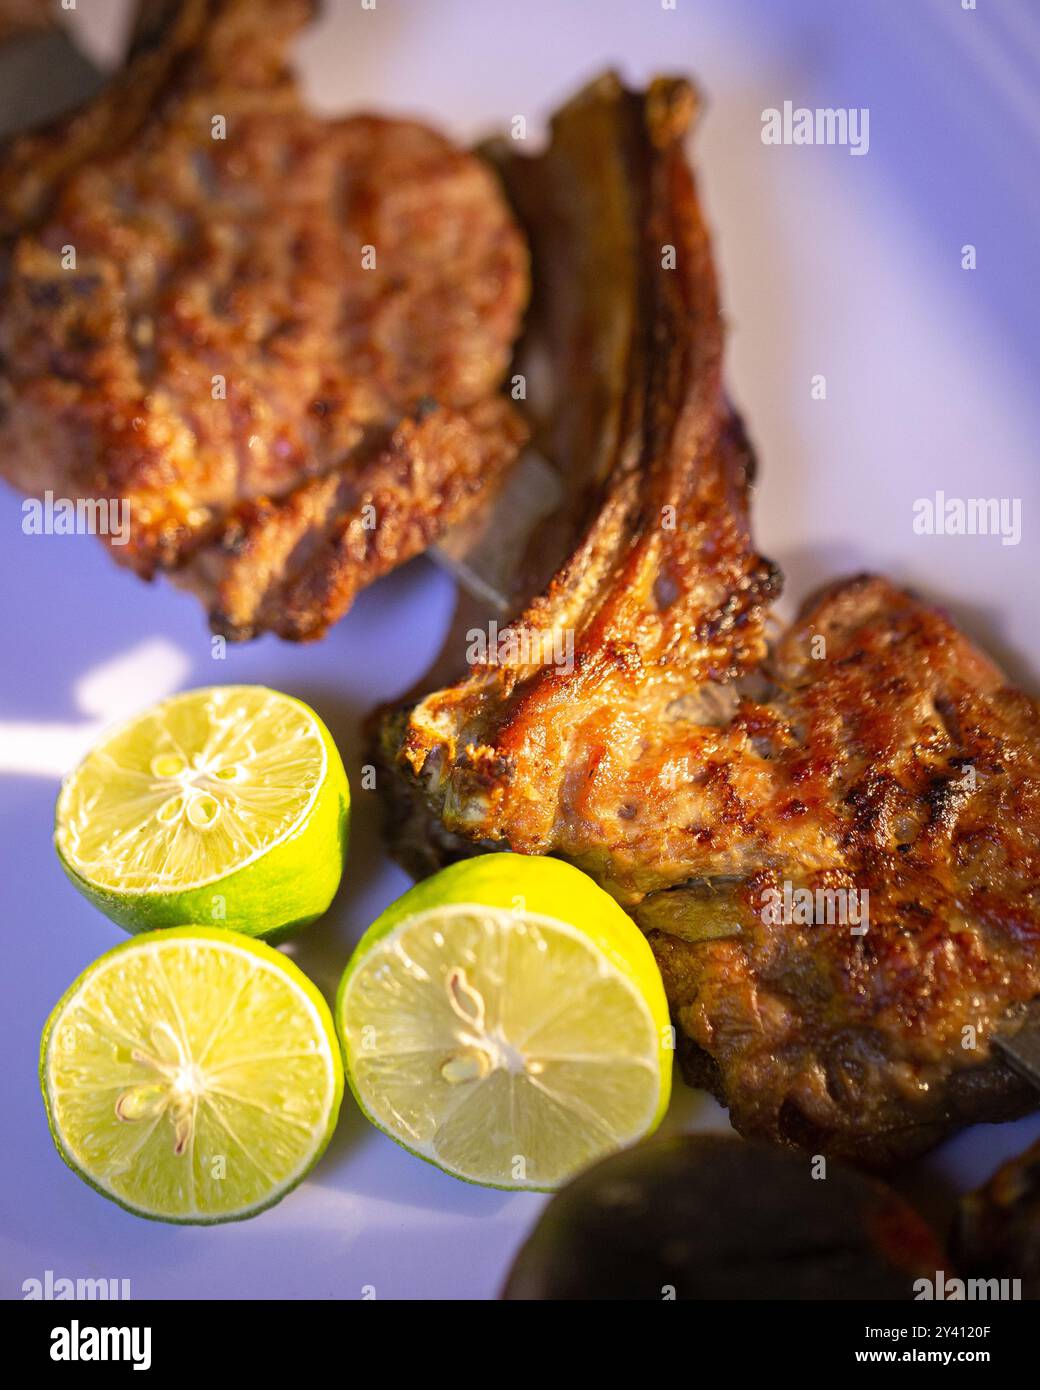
[
  {"x1": 338, "y1": 855, "x2": 672, "y2": 1190},
  {"x1": 41, "y1": 928, "x2": 343, "y2": 1223},
  {"x1": 55, "y1": 685, "x2": 349, "y2": 939}
]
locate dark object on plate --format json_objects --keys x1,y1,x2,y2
[
  {"x1": 377, "y1": 70, "x2": 1040, "y2": 1166},
  {"x1": 502, "y1": 1134, "x2": 944, "y2": 1301},
  {"x1": 954, "y1": 1135, "x2": 1040, "y2": 1299},
  {"x1": 0, "y1": 0, "x2": 528, "y2": 639}
]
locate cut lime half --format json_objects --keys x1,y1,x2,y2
[
  {"x1": 41, "y1": 928, "x2": 343, "y2": 1223},
  {"x1": 337, "y1": 855, "x2": 672, "y2": 1190},
  {"x1": 55, "y1": 685, "x2": 349, "y2": 939}
]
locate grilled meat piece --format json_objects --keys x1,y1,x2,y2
[
  {"x1": 377, "y1": 73, "x2": 1040, "y2": 1166},
  {"x1": 955, "y1": 1133, "x2": 1040, "y2": 1297},
  {"x1": 0, "y1": 0, "x2": 528, "y2": 639}
]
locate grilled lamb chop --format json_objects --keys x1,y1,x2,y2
[
  {"x1": 377, "y1": 73, "x2": 1040, "y2": 1167},
  {"x1": 0, "y1": 0, "x2": 528, "y2": 639}
]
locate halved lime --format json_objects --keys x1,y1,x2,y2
[
  {"x1": 41, "y1": 928, "x2": 343, "y2": 1223},
  {"x1": 337, "y1": 854, "x2": 672, "y2": 1190},
  {"x1": 55, "y1": 685, "x2": 349, "y2": 940}
]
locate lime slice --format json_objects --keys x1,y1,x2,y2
[
  {"x1": 41, "y1": 928, "x2": 343, "y2": 1223},
  {"x1": 55, "y1": 685, "x2": 349, "y2": 940},
  {"x1": 337, "y1": 854, "x2": 672, "y2": 1190}
]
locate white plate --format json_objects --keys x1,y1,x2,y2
[{"x1": 2, "y1": 0, "x2": 1038, "y2": 1299}]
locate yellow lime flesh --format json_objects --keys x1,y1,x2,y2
[
  {"x1": 41, "y1": 928, "x2": 343, "y2": 1223},
  {"x1": 337, "y1": 854, "x2": 672, "y2": 1190},
  {"x1": 55, "y1": 685, "x2": 349, "y2": 939}
]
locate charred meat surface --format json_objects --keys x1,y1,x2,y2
[
  {"x1": 0, "y1": 0, "x2": 528, "y2": 639},
  {"x1": 377, "y1": 73, "x2": 1040, "y2": 1166},
  {"x1": 955, "y1": 1135, "x2": 1040, "y2": 1298},
  {"x1": 502, "y1": 1134, "x2": 945, "y2": 1300}
]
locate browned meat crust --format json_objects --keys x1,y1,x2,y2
[
  {"x1": 376, "y1": 73, "x2": 1040, "y2": 1167},
  {"x1": 0, "y1": 0, "x2": 528, "y2": 639}
]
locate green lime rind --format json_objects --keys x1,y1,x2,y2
[
  {"x1": 336, "y1": 853, "x2": 673, "y2": 1191},
  {"x1": 54, "y1": 688, "x2": 350, "y2": 941},
  {"x1": 40, "y1": 927, "x2": 344, "y2": 1225}
]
